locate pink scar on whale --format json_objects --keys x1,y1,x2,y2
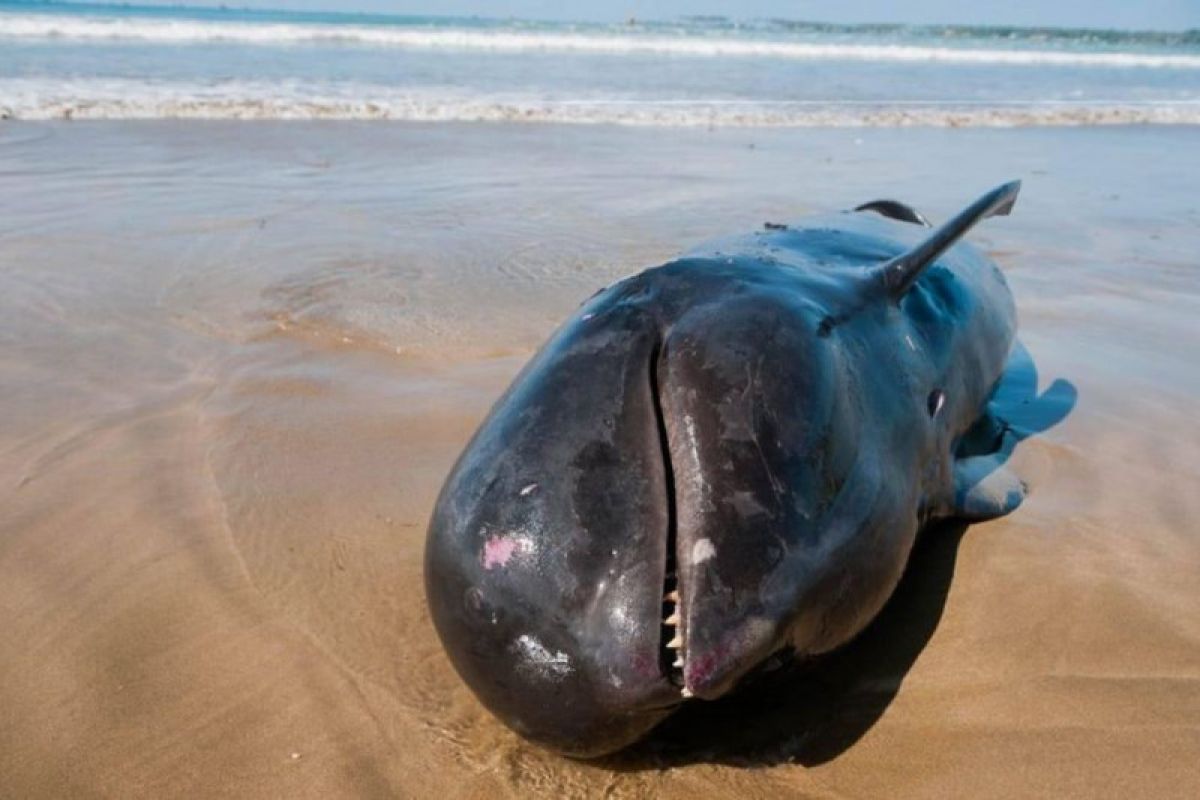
[{"x1": 482, "y1": 535, "x2": 519, "y2": 570}]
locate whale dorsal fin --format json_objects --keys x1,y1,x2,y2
[{"x1": 873, "y1": 180, "x2": 1021, "y2": 301}]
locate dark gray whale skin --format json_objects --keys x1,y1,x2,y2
[{"x1": 425, "y1": 182, "x2": 1027, "y2": 757}]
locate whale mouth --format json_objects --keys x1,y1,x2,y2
[{"x1": 649, "y1": 340, "x2": 688, "y2": 696}]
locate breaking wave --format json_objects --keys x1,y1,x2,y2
[
  {"x1": 2, "y1": 12, "x2": 1199, "y2": 68},
  {"x1": 3, "y1": 79, "x2": 1198, "y2": 126}
]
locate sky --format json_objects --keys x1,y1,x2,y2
[{"x1": 55, "y1": 1, "x2": 1200, "y2": 31}]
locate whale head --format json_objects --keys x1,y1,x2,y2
[{"x1": 424, "y1": 265, "x2": 850, "y2": 756}]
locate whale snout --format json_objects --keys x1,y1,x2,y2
[{"x1": 425, "y1": 291, "x2": 685, "y2": 756}]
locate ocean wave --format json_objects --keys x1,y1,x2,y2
[
  {"x1": 3, "y1": 79, "x2": 1199, "y2": 126},
  {"x1": 1, "y1": 12, "x2": 1199, "y2": 68}
]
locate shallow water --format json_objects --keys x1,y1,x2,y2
[{"x1": 0, "y1": 121, "x2": 1198, "y2": 797}]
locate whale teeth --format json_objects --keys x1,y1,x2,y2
[{"x1": 661, "y1": 565, "x2": 682, "y2": 680}]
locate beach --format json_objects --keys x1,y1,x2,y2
[{"x1": 1, "y1": 120, "x2": 1198, "y2": 797}]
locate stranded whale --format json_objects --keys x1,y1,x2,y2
[{"x1": 425, "y1": 181, "x2": 1028, "y2": 757}]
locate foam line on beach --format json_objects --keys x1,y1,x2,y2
[
  {"x1": 3, "y1": 79, "x2": 1199, "y2": 126},
  {"x1": 2, "y1": 13, "x2": 1199, "y2": 68}
]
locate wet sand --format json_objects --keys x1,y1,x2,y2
[{"x1": 1, "y1": 121, "x2": 1198, "y2": 798}]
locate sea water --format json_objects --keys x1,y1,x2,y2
[{"x1": 1, "y1": 0, "x2": 1198, "y2": 125}]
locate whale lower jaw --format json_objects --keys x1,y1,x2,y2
[{"x1": 647, "y1": 332, "x2": 792, "y2": 705}]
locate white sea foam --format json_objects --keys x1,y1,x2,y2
[
  {"x1": 3, "y1": 78, "x2": 1199, "y2": 126},
  {"x1": 2, "y1": 13, "x2": 1199, "y2": 68}
]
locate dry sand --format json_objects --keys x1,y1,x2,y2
[{"x1": 1, "y1": 121, "x2": 1197, "y2": 798}]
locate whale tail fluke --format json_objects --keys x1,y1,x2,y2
[{"x1": 875, "y1": 180, "x2": 1021, "y2": 301}]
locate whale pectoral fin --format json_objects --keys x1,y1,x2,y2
[
  {"x1": 854, "y1": 199, "x2": 931, "y2": 227},
  {"x1": 951, "y1": 450, "x2": 1027, "y2": 520}
]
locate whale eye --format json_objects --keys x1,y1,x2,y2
[{"x1": 927, "y1": 389, "x2": 946, "y2": 418}]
